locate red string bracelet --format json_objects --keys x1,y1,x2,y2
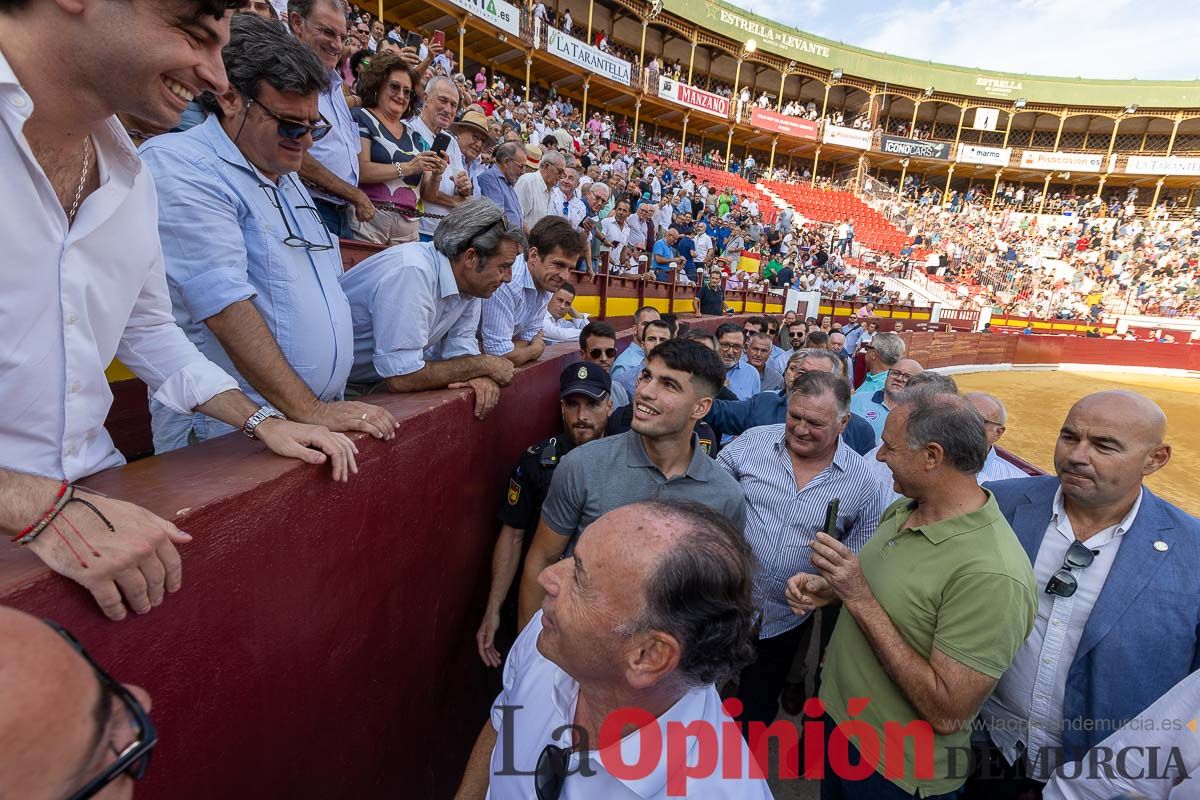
[{"x1": 13, "y1": 481, "x2": 70, "y2": 545}]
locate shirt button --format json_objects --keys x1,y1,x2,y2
[
  {"x1": 70, "y1": 380, "x2": 81, "y2": 393},
  {"x1": 64, "y1": 445, "x2": 75, "y2": 456},
  {"x1": 66, "y1": 313, "x2": 78, "y2": 325},
  {"x1": 10, "y1": 95, "x2": 27, "y2": 108}
]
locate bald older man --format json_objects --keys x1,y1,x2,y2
[
  {"x1": 849, "y1": 356, "x2": 924, "y2": 441},
  {"x1": 965, "y1": 392, "x2": 1028, "y2": 482},
  {"x1": 971, "y1": 391, "x2": 1200, "y2": 799},
  {"x1": 0, "y1": 607, "x2": 156, "y2": 798}
]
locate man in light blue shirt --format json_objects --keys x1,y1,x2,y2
[
  {"x1": 480, "y1": 216, "x2": 580, "y2": 366},
  {"x1": 611, "y1": 306, "x2": 661, "y2": 398},
  {"x1": 651, "y1": 228, "x2": 683, "y2": 281},
  {"x1": 339, "y1": 198, "x2": 525, "y2": 419},
  {"x1": 854, "y1": 330, "x2": 905, "y2": 396},
  {"x1": 715, "y1": 323, "x2": 761, "y2": 400},
  {"x1": 849, "y1": 357, "x2": 922, "y2": 440},
  {"x1": 290, "y1": 0, "x2": 373, "y2": 238},
  {"x1": 142, "y1": 15, "x2": 397, "y2": 452},
  {"x1": 967, "y1": 392, "x2": 1030, "y2": 482},
  {"x1": 476, "y1": 141, "x2": 526, "y2": 230}
]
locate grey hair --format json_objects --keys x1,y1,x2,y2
[
  {"x1": 966, "y1": 391, "x2": 1007, "y2": 425},
  {"x1": 786, "y1": 348, "x2": 842, "y2": 378},
  {"x1": 904, "y1": 371, "x2": 959, "y2": 395},
  {"x1": 869, "y1": 332, "x2": 906, "y2": 367},
  {"x1": 433, "y1": 197, "x2": 527, "y2": 260},
  {"x1": 200, "y1": 14, "x2": 329, "y2": 118},
  {"x1": 288, "y1": 0, "x2": 347, "y2": 20},
  {"x1": 613, "y1": 500, "x2": 758, "y2": 688},
  {"x1": 424, "y1": 74, "x2": 458, "y2": 97},
  {"x1": 540, "y1": 150, "x2": 566, "y2": 169},
  {"x1": 789, "y1": 369, "x2": 850, "y2": 418},
  {"x1": 895, "y1": 390, "x2": 988, "y2": 474},
  {"x1": 494, "y1": 141, "x2": 524, "y2": 164},
  {"x1": 586, "y1": 182, "x2": 611, "y2": 200}
]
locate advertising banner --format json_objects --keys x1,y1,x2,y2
[
  {"x1": 1125, "y1": 155, "x2": 1200, "y2": 177},
  {"x1": 957, "y1": 143, "x2": 1012, "y2": 167},
  {"x1": 657, "y1": 76, "x2": 729, "y2": 118},
  {"x1": 443, "y1": 0, "x2": 520, "y2": 36},
  {"x1": 821, "y1": 124, "x2": 872, "y2": 150},
  {"x1": 880, "y1": 135, "x2": 951, "y2": 160},
  {"x1": 546, "y1": 30, "x2": 632, "y2": 85},
  {"x1": 1019, "y1": 150, "x2": 1116, "y2": 173},
  {"x1": 749, "y1": 108, "x2": 819, "y2": 140}
]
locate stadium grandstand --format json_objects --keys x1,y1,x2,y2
[{"x1": 2, "y1": 0, "x2": 1199, "y2": 798}]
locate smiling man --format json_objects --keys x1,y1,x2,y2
[
  {"x1": 516, "y1": 339, "x2": 746, "y2": 628},
  {"x1": 141, "y1": 14, "x2": 397, "y2": 452}
]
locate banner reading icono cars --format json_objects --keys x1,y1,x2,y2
[
  {"x1": 822, "y1": 124, "x2": 872, "y2": 150},
  {"x1": 750, "y1": 108, "x2": 818, "y2": 140},
  {"x1": 880, "y1": 135, "x2": 950, "y2": 160},
  {"x1": 546, "y1": 30, "x2": 631, "y2": 85}
]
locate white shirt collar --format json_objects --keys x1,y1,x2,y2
[{"x1": 1051, "y1": 485, "x2": 1143, "y2": 540}]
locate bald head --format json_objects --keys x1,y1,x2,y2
[
  {"x1": 1070, "y1": 391, "x2": 1166, "y2": 446},
  {"x1": 966, "y1": 391, "x2": 1008, "y2": 447}
]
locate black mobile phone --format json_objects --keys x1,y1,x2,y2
[
  {"x1": 823, "y1": 498, "x2": 840, "y2": 538},
  {"x1": 405, "y1": 31, "x2": 422, "y2": 49},
  {"x1": 431, "y1": 132, "x2": 452, "y2": 156}
]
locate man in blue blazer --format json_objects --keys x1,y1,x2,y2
[{"x1": 969, "y1": 390, "x2": 1199, "y2": 799}]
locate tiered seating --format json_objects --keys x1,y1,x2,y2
[
  {"x1": 664, "y1": 160, "x2": 778, "y2": 225},
  {"x1": 762, "y1": 180, "x2": 908, "y2": 255}
]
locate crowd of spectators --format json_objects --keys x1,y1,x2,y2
[{"x1": 4, "y1": 0, "x2": 1200, "y2": 799}]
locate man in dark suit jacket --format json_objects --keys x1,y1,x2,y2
[{"x1": 970, "y1": 390, "x2": 1200, "y2": 799}]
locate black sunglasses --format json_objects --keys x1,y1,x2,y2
[
  {"x1": 588, "y1": 347, "x2": 617, "y2": 359},
  {"x1": 44, "y1": 621, "x2": 158, "y2": 800},
  {"x1": 249, "y1": 97, "x2": 332, "y2": 142},
  {"x1": 535, "y1": 743, "x2": 572, "y2": 800},
  {"x1": 257, "y1": 179, "x2": 335, "y2": 252},
  {"x1": 1045, "y1": 540, "x2": 1097, "y2": 598}
]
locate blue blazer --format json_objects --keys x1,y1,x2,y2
[{"x1": 986, "y1": 476, "x2": 1200, "y2": 756}]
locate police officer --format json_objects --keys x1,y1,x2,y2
[{"x1": 474, "y1": 362, "x2": 612, "y2": 667}]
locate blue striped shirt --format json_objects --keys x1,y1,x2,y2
[
  {"x1": 717, "y1": 427, "x2": 885, "y2": 638},
  {"x1": 479, "y1": 253, "x2": 552, "y2": 356}
]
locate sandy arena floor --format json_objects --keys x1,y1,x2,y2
[{"x1": 951, "y1": 370, "x2": 1200, "y2": 516}]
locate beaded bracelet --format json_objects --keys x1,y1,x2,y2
[{"x1": 13, "y1": 482, "x2": 115, "y2": 546}]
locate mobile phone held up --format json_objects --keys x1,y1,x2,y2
[
  {"x1": 405, "y1": 31, "x2": 421, "y2": 50},
  {"x1": 432, "y1": 30, "x2": 446, "y2": 49},
  {"x1": 431, "y1": 132, "x2": 453, "y2": 158}
]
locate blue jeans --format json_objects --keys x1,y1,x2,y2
[
  {"x1": 313, "y1": 199, "x2": 351, "y2": 239},
  {"x1": 818, "y1": 714, "x2": 963, "y2": 800}
]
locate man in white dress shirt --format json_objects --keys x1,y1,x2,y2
[
  {"x1": 541, "y1": 283, "x2": 589, "y2": 345},
  {"x1": 515, "y1": 149, "x2": 565, "y2": 231},
  {"x1": 453, "y1": 501, "x2": 774, "y2": 799},
  {"x1": 965, "y1": 392, "x2": 1029, "y2": 482},
  {"x1": 0, "y1": 0, "x2": 358, "y2": 622}
]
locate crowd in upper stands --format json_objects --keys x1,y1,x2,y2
[{"x1": 3, "y1": 0, "x2": 1200, "y2": 798}]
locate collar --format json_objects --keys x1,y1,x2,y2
[
  {"x1": 624, "y1": 431, "x2": 713, "y2": 482},
  {"x1": 434, "y1": 247, "x2": 462, "y2": 299},
  {"x1": 1051, "y1": 485, "x2": 1142, "y2": 539},
  {"x1": 513, "y1": 253, "x2": 537, "y2": 292},
  {"x1": 199, "y1": 113, "x2": 261, "y2": 175},
  {"x1": 890, "y1": 489, "x2": 1005, "y2": 545},
  {"x1": 325, "y1": 67, "x2": 344, "y2": 93},
  {"x1": 773, "y1": 431, "x2": 852, "y2": 473}
]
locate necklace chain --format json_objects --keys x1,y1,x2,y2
[{"x1": 67, "y1": 136, "x2": 91, "y2": 226}]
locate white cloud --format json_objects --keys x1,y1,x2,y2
[{"x1": 743, "y1": 0, "x2": 1200, "y2": 80}]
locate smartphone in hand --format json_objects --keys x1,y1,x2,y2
[{"x1": 432, "y1": 30, "x2": 446, "y2": 48}]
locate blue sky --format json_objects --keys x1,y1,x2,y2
[{"x1": 738, "y1": 0, "x2": 1200, "y2": 80}]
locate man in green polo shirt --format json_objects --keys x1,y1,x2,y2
[{"x1": 787, "y1": 388, "x2": 1036, "y2": 799}]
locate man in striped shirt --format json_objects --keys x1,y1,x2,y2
[{"x1": 716, "y1": 370, "x2": 885, "y2": 728}]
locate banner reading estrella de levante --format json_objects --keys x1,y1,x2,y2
[
  {"x1": 657, "y1": 76, "x2": 729, "y2": 118},
  {"x1": 546, "y1": 30, "x2": 631, "y2": 86},
  {"x1": 442, "y1": 0, "x2": 520, "y2": 36},
  {"x1": 749, "y1": 108, "x2": 818, "y2": 140}
]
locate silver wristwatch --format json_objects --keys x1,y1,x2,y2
[{"x1": 242, "y1": 406, "x2": 286, "y2": 439}]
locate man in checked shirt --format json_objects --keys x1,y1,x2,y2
[{"x1": 716, "y1": 370, "x2": 885, "y2": 729}]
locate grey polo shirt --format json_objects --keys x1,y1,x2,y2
[{"x1": 540, "y1": 430, "x2": 747, "y2": 547}]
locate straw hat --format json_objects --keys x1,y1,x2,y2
[{"x1": 450, "y1": 109, "x2": 497, "y2": 147}]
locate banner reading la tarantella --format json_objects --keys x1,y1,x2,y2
[
  {"x1": 880, "y1": 135, "x2": 951, "y2": 160},
  {"x1": 546, "y1": 30, "x2": 631, "y2": 86}
]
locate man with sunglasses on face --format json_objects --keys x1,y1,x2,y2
[
  {"x1": 1, "y1": 0, "x2": 365, "y2": 623},
  {"x1": 289, "y1": 0, "x2": 375, "y2": 237},
  {"x1": 142, "y1": 14, "x2": 397, "y2": 453},
  {"x1": 971, "y1": 391, "x2": 1199, "y2": 799},
  {"x1": 577, "y1": 322, "x2": 629, "y2": 410},
  {"x1": 0, "y1": 606, "x2": 158, "y2": 799}
]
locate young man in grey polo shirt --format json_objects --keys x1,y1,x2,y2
[{"x1": 517, "y1": 339, "x2": 747, "y2": 628}]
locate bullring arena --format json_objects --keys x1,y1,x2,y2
[{"x1": 1, "y1": 0, "x2": 1198, "y2": 797}]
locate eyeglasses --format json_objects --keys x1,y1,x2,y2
[
  {"x1": 1045, "y1": 540, "x2": 1097, "y2": 598},
  {"x1": 385, "y1": 81, "x2": 413, "y2": 99},
  {"x1": 887, "y1": 369, "x2": 916, "y2": 382},
  {"x1": 45, "y1": 621, "x2": 158, "y2": 800},
  {"x1": 588, "y1": 347, "x2": 617, "y2": 359},
  {"x1": 249, "y1": 97, "x2": 332, "y2": 142},
  {"x1": 258, "y1": 180, "x2": 336, "y2": 252},
  {"x1": 719, "y1": 342, "x2": 743, "y2": 353},
  {"x1": 307, "y1": 20, "x2": 348, "y2": 43},
  {"x1": 535, "y1": 743, "x2": 572, "y2": 800}
]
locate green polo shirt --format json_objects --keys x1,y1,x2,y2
[{"x1": 819, "y1": 491, "x2": 1037, "y2": 797}]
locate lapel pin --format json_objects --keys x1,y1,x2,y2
[{"x1": 1154, "y1": 541, "x2": 1169, "y2": 552}]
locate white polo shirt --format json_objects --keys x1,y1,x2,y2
[{"x1": 488, "y1": 612, "x2": 774, "y2": 799}]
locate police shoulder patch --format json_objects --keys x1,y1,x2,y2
[{"x1": 507, "y1": 479, "x2": 521, "y2": 506}]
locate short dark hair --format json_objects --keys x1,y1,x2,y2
[
  {"x1": 804, "y1": 330, "x2": 830, "y2": 348},
  {"x1": 646, "y1": 339, "x2": 726, "y2": 399},
  {"x1": 617, "y1": 500, "x2": 757, "y2": 687},
  {"x1": 896, "y1": 390, "x2": 988, "y2": 474},
  {"x1": 682, "y1": 328, "x2": 718, "y2": 351},
  {"x1": 529, "y1": 215, "x2": 584, "y2": 260},
  {"x1": 744, "y1": 315, "x2": 768, "y2": 330},
  {"x1": 714, "y1": 322, "x2": 741, "y2": 341},
  {"x1": 643, "y1": 319, "x2": 673, "y2": 338},
  {"x1": 356, "y1": 51, "x2": 421, "y2": 117},
  {"x1": 790, "y1": 369, "x2": 850, "y2": 417},
  {"x1": 560, "y1": 281, "x2": 576, "y2": 295},
  {"x1": 198, "y1": 14, "x2": 328, "y2": 118},
  {"x1": 633, "y1": 305, "x2": 660, "y2": 324},
  {"x1": 579, "y1": 321, "x2": 616, "y2": 350}
]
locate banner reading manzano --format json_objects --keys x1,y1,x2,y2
[
  {"x1": 443, "y1": 0, "x2": 520, "y2": 37},
  {"x1": 657, "y1": 0, "x2": 1200, "y2": 107},
  {"x1": 881, "y1": 135, "x2": 950, "y2": 160},
  {"x1": 658, "y1": 76, "x2": 730, "y2": 118},
  {"x1": 546, "y1": 29, "x2": 631, "y2": 85}
]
